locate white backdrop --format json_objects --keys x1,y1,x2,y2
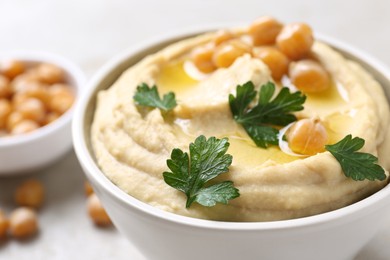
[{"x1": 0, "y1": 0, "x2": 390, "y2": 259}]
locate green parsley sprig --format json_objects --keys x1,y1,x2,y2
[
  {"x1": 163, "y1": 135, "x2": 240, "y2": 208},
  {"x1": 229, "y1": 81, "x2": 306, "y2": 148},
  {"x1": 325, "y1": 135, "x2": 386, "y2": 181},
  {"x1": 133, "y1": 83, "x2": 177, "y2": 111}
]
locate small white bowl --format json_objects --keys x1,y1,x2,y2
[
  {"x1": 73, "y1": 29, "x2": 390, "y2": 260},
  {"x1": 0, "y1": 51, "x2": 86, "y2": 175}
]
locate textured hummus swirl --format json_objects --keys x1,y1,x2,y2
[{"x1": 91, "y1": 32, "x2": 390, "y2": 221}]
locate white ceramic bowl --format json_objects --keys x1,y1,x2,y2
[
  {"x1": 0, "y1": 51, "x2": 86, "y2": 175},
  {"x1": 73, "y1": 30, "x2": 390, "y2": 260}
]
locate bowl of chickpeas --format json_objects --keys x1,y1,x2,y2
[
  {"x1": 0, "y1": 51, "x2": 85, "y2": 175},
  {"x1": 73, "y1": 18, "x2": 390, "y2": 260}
]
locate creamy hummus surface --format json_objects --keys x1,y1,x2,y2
[{"x1": 91, "y1": 20, "x2": 390, "y2": 221}]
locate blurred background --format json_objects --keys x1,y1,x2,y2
[
  {"x1": 1, "y1": 0, "x2": 389, "y2": 77},
  {"x1": 1, "y1": 0, "x2": 389, "y2": 259}
]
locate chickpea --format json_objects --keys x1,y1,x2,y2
[
  {"x1": 49, "y1": 84, "x2": 74, "y2": 106},
  {"x1": 84, "y1": 181, "x2": 94, "y2": 197},
  {"x1": 287, "y1": 118, "x2": 328, "y2": 155},
  {"x1": 253, "y1": 47, "x2": 289, "y2": 81},
  {"x1": 0, "y1": 210, "x2": 9, "y2": 239},
  {"x1": 214, "y1": 30, "x2": 234, "y2": 46},
  {"x1": 48, "y1": 93, "x2": 74, "y2": 115},
  {"x1": 11, "y1": 120, "x2": 40, "y2": 135},
  {"x1": 0, "y1": 75, "x2": 12, "y2": 99},
  {"x1": 15, "y1": 179, "x2": 44, "y2": 209},
  {"x1": 0, "y1": 60, "x2": 25, "y2": 79},
  {"x1": 12, "y1": 71, "x2": 41, "y2": 93},
  {"x1": 0, "y1": 99, "x2": 12, "y2": 129},
  {"x1": 18, "y1": 82, "x2": 50, "y2": 105},
  {"x1": 49, "y1": 83, "x2": 74, "y2": 96},
  {"x1": 36, "y1": 63, "x2": 64, "y2": 84},
  {"x1": 11, "y1": 93, "x2": 29, "y2": 108},
  {"x1": 14, "y1": 97, "x2": 46, "y2": 123},
  {"x1": 191, "y1": 45, "x2": 216, "y2": 73},
  {"x1": 276, "y1": 23, "x2": 314, "y2": 60},
  {"x1": 6, "y1": 111, "x2": 25, "y2": 131},
  {"x1": 0, "y1": 60, "x2": 75, "y2": 137},
  {"x1": 213, "y1": 40, "x2": 252, "y2": 68},
  {"x1": 9, "y1": 207, "x2": 38, "y2": 239},
  {"x1": 87, "y1": 193, "x2": 112, "y2": 226},
  {"x1": 289, "y1": 60, "x2": 330, "y2": 93},
  {"x1": 248, "y1": 16, "x2": 283, "y2": 46}
]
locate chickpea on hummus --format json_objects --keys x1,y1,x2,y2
[{"x1": 91, "y1": 17, "x2": 390, "y2": 221}]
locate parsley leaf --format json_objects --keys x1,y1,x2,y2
[
  {"x1": 325, "y1": 135, "x2": 386, "y2": 181},
  {"x1": 229, "y1": 81, "x2": 306, "y2": 148},
  {"x1": 133, "y1": 83, "x2": 177, "y2": 111},
  {"x1": 163, "y1": 135, "x2": 240, "y2": 208},
  {"x1": 244, "y1": 124, "x2": 279, "y2": 148}
]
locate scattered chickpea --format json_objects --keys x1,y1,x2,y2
[
  {"x1": 35, "y1": 63, "x2": 64, "y2": 84},
  {"x1": 214, "y1": 30, "x2": 234, "y2": 46},
  {"x1": 249, "y1": 16, "x2": 283, "y2": 46},
  {"x1": 253, "y1": 47, "x2": 289, "y2": 81},
  {"x1": 287, "y1": 118, "x2": 328, "y2": 155},
  {"x1": 276, "y1": 23, "x2": 314, "y2": 60},
  {"x1": 188, "y1": 17, "x2": 330, "y2": 91},
  {"x1": 84, "y1": 181, "x2": 94, "y2": 197},
  {"x1": 0, "y1": 60, "x2": 25, "y2": 79},
  {"x1": 87, "y1": 193, "x2": 112, "y2": 226},
  {"x1": 191, "y1": 45, "x2": 216, "y2": 74},
  {"x1": 189, "y1": 17, "x2": 330, "y2": 92},
  {"x1": 9, "y1": 207, "x2": 38, "y2": 239},
  {"x1": 213, "y1": 39, "x2": 252, "y2": 68},
  {"x1": 0, "y1": 210, "x2": 9, "y2": 239},
  {"x1": 15, "y1": 179, "x2": 44, "y2": 209},
  {"x1": 289, "y1": 60, "x2": 330, "y2": 93},
  {"x1": 1, "y1": 180, "x2": 44, "y2": 243},
  {"x1": 11, "y1": 120, "x2": 40, "y2": 135}
]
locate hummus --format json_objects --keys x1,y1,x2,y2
[{"x1": 91, "y1": 29, "x2": 390, "y2": 221}]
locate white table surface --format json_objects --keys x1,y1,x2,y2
[{"x1": 1, "y1": 0, "x2": 390, "y2": 259}]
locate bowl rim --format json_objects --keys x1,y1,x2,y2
[
  {"x1": 0, "y1": 50, "x2": 86, "y2": 147},
  {"x1": 72, "y1": 26, "x2": 390, "y2": 231}
]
